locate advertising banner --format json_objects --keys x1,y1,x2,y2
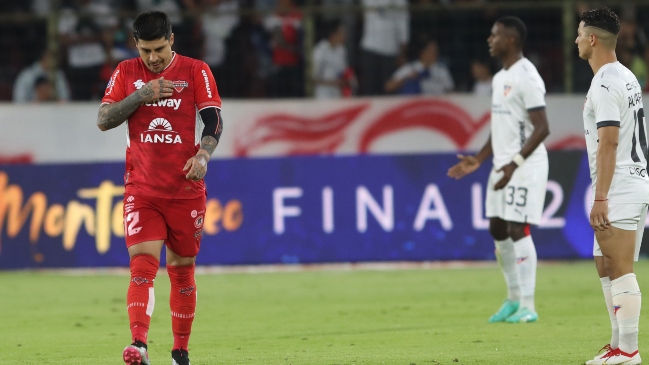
[
  {"x1": 0, "y1": 151, "x2": 610, "y2": 269},
  {"x1": 0, "y1": 95, "x2": 587, "y2": 164}
]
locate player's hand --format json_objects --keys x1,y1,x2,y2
[
  {"x1": 139, "y1": 77, "x2": 175, "y2": 103},
  {"x1": 494, "y1": 162, "x2": 517, "y2": 190},
  {"x1": 590, "y1": 200, "x2": 610, "y2": 232},
  {"x1": 447, "y1": 154, "x2": 480, "y2": 179},
  {"x1": 183, "y1": 153, "x2": 208, "y2": 182}
]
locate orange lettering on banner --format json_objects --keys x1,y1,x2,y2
[
  {"x1": 0, "y1": 171, "x2": 243, "y2": 261},
  {"x1": 223, "y1": 200, "x2": 243, "y2": 231},
  {"x1": 77, "y1": 181, "x2": 125, "y2": 253},
  {"x1": 63, "y1": 200, "x2": 95, "y2": 251},
  {"x1": 204, "y1": 199, "x2": 244, "y2": 234},
  {"x1": 0, "y1": 172, "x2": 47, "y2": 253}
]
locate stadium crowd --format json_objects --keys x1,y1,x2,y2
[{"x1": 0, "y1": 0, "x2": 648, "y2": 101}]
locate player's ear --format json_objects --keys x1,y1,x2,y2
[{"x1": 169, "y1": 33, "x2": 175, "y2": 48}]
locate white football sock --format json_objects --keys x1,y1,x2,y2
[
  {"x1": 600, "y1": 276, "x2": 619, "y2": 349},
  {"x1": 514, "y1": 235, "x2": 537, "y2": 311},
  {"x1": 612, "y1": 273, "x2": 641, "y2": 354},
  {"x1": 495, "y1": 238, "x2": 520, "y2": 301}
]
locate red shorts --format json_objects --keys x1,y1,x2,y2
[{"x1": 123, "y1": 194, "x2": 206, "y2": 257}]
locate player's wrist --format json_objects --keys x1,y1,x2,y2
[
  {"x1": 196, "y1": 150, "x2": 210, "y2": 161},
  {"x1": 512, "y1": 153, "x2": 525, "y2": 167}
]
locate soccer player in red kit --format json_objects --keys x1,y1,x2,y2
[{"x1": 96, "y1": 11, "x2": 223, "y2": 365}]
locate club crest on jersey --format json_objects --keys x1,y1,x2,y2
[
  {"x1": 140, "y1": 118, "x2": 182, "y2": 144},
  {"x1": 503, "y1": 84, "x2": 512, "y2": 96},
  {"x1": 133, "y1": 79, "x2": 145, "y2": 90},
  {"x1": 173, "y1": 80, "x2": 188, "y2": 93}
]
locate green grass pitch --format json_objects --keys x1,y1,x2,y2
[{"x1": 1, "y1": 260, "x2": 648, "y2": 364}]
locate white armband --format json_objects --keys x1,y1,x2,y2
[{"x1": 512, "y1": 153, "x2": 525, "y2": 167}]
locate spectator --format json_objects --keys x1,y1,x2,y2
[
  {"x1": 360, "y1": 0, "x2": 409, "y2": 96},
  {"x1": 319, "y1": 0, "x2": 358, "y2": 66},
  {"x1": 13, "y1": 49, "x2": 70, "y2": 103},
  {"x1": 618, "y1": 47, "x2": 648, "y2": 89},
  {"x1": 200, "y1": 0, "x2": 240, "y2": 82},
  {"x1": 220, "y1": 13, "x2": 272, "y2": 98},
  {"x1": 58, "y1": 0, "x2": 116, "y2": 100},
  {"x1": 111, "y1": 27, "x2": 140, "y2": 62},
  {"x1": 312, "y1": 22, "x2": 356, "y2": 98},
  {"x1": 99, "y1": 26, "x2": 140, "y2": 95},
  {"x1": 470, "y1": 58, "x2": 492, "y2": 97},
  {"x1": 33, "y1": 76, "x2": 56, "y2": 103},
  {"x1": 384, "y1": 40, "x2": 454, "y2": 95},
  {"x1": 264, "y1": 0, "x2": 304, "y2": 97}
]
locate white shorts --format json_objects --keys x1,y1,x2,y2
[
  {"x1": 593, "y1": 203, "x2": 648, "y2": 261},
  {"x1": 485, "y1": 158, "x2": 548, "y2": 225}
]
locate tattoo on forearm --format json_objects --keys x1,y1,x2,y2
[
  {"x1": 97, "y1": 84, "x2": 152, "y2": 130},
  {"x1": 200, "y1": 136, "x2": 219, "y2": 156}
]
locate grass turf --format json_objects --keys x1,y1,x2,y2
[{"x1": 0, "y1": 260, "x2": 647, "y2": 364}]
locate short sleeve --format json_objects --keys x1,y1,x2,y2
[
  {"x1": 521, "y1": 74, "x2": 546, "y2": 110},
  {"x1": 101, "y1": 63, "x2": 127, "y2": 104},
  {"x1": 193, "y1": 62, "x2": 222, "y2": 111},
  {"x1": 593, "y1": 82, "x2": 623, "y2": 128}
]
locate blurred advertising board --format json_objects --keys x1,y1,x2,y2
[{"x1": 0, "y1": 151, "x2": 608, "y2": 269}]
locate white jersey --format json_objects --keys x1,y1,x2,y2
[
  {"x1": 583, "y1": 61, "x2": 649, "y2": 204},
  {"x1": 491, "y1": 57, "x2": 547, "y2": 169}
]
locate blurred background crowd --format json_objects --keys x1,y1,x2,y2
[{"x1": 1, "y1": 0, "x2": 649, "y2": 103}]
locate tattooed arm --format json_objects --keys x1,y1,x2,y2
[
  {"x1": 97, "y1": 77, "x2": 175, "y2": 131},
  {"x1": 184, "y1": 108, "x2": 224, "y2": 181}
]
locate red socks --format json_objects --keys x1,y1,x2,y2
[
  {"x1": 127, "y1": 254, "x2": 159, "y2": 345},
  {"x1": 168, "y1": 264, "x2": 197, "y2": 351}
]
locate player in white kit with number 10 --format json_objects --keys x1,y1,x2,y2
[
  {"x1": 577, "y1": 7, "x2": 649, "y2": 365},
  {"x1": 448, "y1": 16, "x2": 550, "y2": 324}
]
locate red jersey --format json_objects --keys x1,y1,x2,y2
[{"x1": 102, "y1": 53, "x2": 221, "y2": 199}]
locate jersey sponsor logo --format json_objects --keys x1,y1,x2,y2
[
  {"x1": 173, "y1": 80, "x2": 188, "y2": 93},
  {"x1": 127, "y1": 195, "x2": 135, "y2": 203},
  {"x1": 629, "y1": 167, "x2": 647, "y2": 177},
  {"x1": 201, "y1": 69, "x2": 212, "y2": 98},
  {"x1": 194, "y1": 215, "x2": 204, "y2": 228},
  {"x1": 133, "y1": 79, "x2": 145, "y2": 90},
  {"x1": 140, "y1": 118, "x2": 182, "y2": 144},
  {"x1": 627, "y1": 81, "x2": 640, "y2": 91},
  {"x1": 191, "y1": 209, "x2": 197, "y2": 218},
  {"x1": 105, "y1": 69, "x2": 120, "y2": 95},
  {"x1": 144, "y1": 98, "x2": 182, "y2": 110}
]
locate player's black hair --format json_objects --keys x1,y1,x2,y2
[
  {"x1": 133, "y1": 11, "x2": 172, "y2": 41},
  {"x1": 496, "y1": 16, "x2": 527, "y2": 48},
  {"x1": 580, "y1": 6, "x2": 620, "y2": 35},
  {"x1": 325, "y1": 21, "x2": 343, "y2": 39}
]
